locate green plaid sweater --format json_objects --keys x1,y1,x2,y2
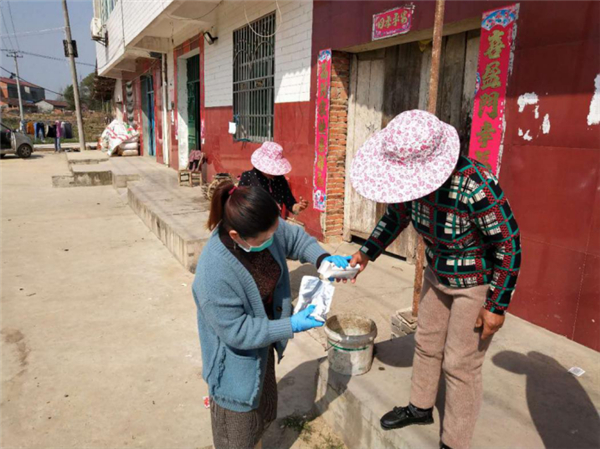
[{"x1": 361, "y1": 156, "x2": 521, "y2": 315}]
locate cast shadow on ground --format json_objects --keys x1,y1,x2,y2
[
  {"x1": 1, "y1": 154, "x2": 45, "y2": 160},
  {"x1": 262, "y1": 356, "x2": 340, "y2": 449},
  {"x1": 264, "y1": 334, "x2": 424, "y2": 449},
  {"x1": 493, "y1": 350, "x2": 600, "y2": 449}
]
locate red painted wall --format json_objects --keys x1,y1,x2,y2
[
  {"x1": 499, "y1": 2, "x2": 600, "y2": 350},
  {"x1": 310, "y1": 0, "x2": 600, "y2": 349},
  {"x1": 203, "y1": 102, "x2": 323, "y2": 238}
]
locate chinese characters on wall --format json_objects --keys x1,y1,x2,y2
[
  {"x1": 468, "y1": 5, "x2": 519, "y2": 175},
  {"x1": 372, "y1": 6, "x2": 413, "y2": 41},
  {"x1": 313, "y1": 49, "x2": 332, "y2": 212}
]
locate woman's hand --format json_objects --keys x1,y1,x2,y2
[
  {"x1": 292, "y1": 197, "x2": 309, "y2": 215},
  {"x1": 291, "y1": 305, "x2": 324, "y2": 333},
  {"x1": 346, "y1": 251, "x2": 370, "y2": 284},
  {"x1": 475, "y1": 308, "x2": 505, "y2": 339}
]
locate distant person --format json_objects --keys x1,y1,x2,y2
[
  {"x1": 348, "y1": 110, "x2": 522, "y2": 449},
  {"x1": 54, "y1": 120, "x2": 62, "y2": 153},
  {"x1": 192, "y1": 183, "x2": 349, "y2": 449},
  {"x1": 238, "y1": 142, "x2": 309, "y2": 216}
]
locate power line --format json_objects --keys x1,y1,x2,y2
[
  {"x1": 0, "y1": 2, "x2": 16, "y2": 50},
  {"x1": 0, "y1": 65, "x2": 65, "y2": 97},
  {"x1": 0, "y1": 49, "x2": 96, "y2": 67},
  {"x1": 0, "y1": 27, "x2": 65, "y2": 39},
  {"x1": 6, "y1": 0, "x2": 20, "y2": 51}
]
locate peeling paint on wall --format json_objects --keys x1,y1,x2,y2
[
  {"x1": 518, "y1": 92, "x2": 539, "y2": 112},
  {"x1": 518, "y1": 128, "x2": 524, "y2": 136},
  {"x1": 542, "y1": 114, "x2": 551, "y2": 134},
  {"x1": 587, "y1": 74, "x2": 600, "y2": 126},
  {"x1": 523, "y1": 130, "x2": 533, "y2": 141},
  {"x1": 534, "y1": 105, "x2": 540, "y2": 119}
]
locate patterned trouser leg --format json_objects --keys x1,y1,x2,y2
[
  {"x1": 210, "y1": 348, "x2": 277, "y2": 449},
  {"x1": 410, "y1": 268, "x2": 493, "y2": 449}
]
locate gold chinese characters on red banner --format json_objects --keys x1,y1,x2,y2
[
  {"x1": 372, "y1": 6, "x2": 414, "y2": 41},
  {"x1": 313, "y1": 49, "x2": 332, "y2": 211},
  {"x1": 468, "y1": 5, "x2": 519, "y2": 174}
]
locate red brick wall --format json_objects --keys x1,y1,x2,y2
[{"x1": 324, "y1": 52, "x2": 351, "y2": 243}]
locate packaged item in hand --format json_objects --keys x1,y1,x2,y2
[
  {"x1": 294, "y1": 276, "x2": 335, "y2": 322},
  {"x1": 318, "y1": 261, "x2": 361, "y2": 280}
]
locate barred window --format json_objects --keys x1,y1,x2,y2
[{"x1": 233, "y1": 12, "x2": 275, "y2": 142}]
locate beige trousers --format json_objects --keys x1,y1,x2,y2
[{"x1": 410, "y1": 268, "x2": 493, "y2": 449}]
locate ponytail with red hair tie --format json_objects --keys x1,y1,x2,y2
[{"x1": 229, "y1": 186, "x2": 238, "y2": 196}]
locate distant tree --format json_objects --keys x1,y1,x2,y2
[
  {"x1": 61, "y1": 73, "x2": 103, "y2": 112},
  {"x1": 62, "y1": 85, "x2": 75, "y2": 110}
]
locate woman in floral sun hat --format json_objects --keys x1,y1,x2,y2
[
  {"x1": 348, "y1": 110, "x2": 522, "y2": 449},
  {"x1": 238, "y1": 142, "x2": 309, "y2": 216}
]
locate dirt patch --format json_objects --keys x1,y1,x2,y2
[
  {"x1": 2, "y1": 328, "x2": 30, "y2": 369},
  {"x1": 263, "y1": 412, "x2": 346, "y2": 449}
]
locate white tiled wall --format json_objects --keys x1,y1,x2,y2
[
  {"x1": 204, "y1": 0, "x2": 313, "y2": 107},
  {"x1": 97, "y1": 0, "x2": 171, "y2": 75}
]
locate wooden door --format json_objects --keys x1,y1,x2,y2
[
  {"x1": 344, "y1": 31, "x2": 481, "y2": 262},
  {"x1": 344, "y1": 50, "x2": 385, "y2": 242}
]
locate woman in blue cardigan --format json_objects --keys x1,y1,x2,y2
[{"x1": 193, "y1": 182, "x2": 349, "y2": 449}]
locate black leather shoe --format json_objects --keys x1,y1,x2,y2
[{"x1": 380, "y1": 403, "x2": 434, "y2": 430}]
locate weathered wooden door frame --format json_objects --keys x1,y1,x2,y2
[{"x1": 342, "y1": 28, "x2": 481, "y2": 262}]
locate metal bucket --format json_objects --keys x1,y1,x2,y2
[{"x1": 324, "y1": 313, "x2": 378, "y2": 376}]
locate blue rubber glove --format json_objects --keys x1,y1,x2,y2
[
  {"x1": 291, "y1": 305, "x2": 324, "y2": 333},
  {"x1": 324, "y1": 255, "x2": 351, "y2": 269}
]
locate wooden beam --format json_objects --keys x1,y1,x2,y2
[{"x1": 413, "y1": 0, "x2": 446, "y2": 318}]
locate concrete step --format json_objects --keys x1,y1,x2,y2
[
  {"x1": 52, "y1": 156, "x2": 141, "y2": 189},
  {"x1": 66, "y1": 151, "x2": 109, "y2": 165},
  {"x1": 109, "y1": 161, "x2": 142, "y2": 188},
  {"x1": 52, "y1": 164, "x2": 113, "y2": 187},
  {"x1": 127, "y1": 181, "x2": 211, "y2": 273}
]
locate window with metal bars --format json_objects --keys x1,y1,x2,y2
[{"x1": 233, "y1": 12, "x2": 276, "y2": 142}]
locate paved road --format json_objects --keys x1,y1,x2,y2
[{"x1": 1, "y1": 153, "x2": 211, "y2": 448}]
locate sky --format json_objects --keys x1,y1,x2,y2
[{"x1": 0, "y1": 0, "x2": 96, "y2": 100}]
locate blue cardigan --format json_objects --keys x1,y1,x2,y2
[{"x1": 192, "y1": 218, "x2": 327, "y2": 412}]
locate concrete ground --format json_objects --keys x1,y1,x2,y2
[
  {"x1": 0, "y1": 153, "x2": 344, "y2": 449},
  {"x1": 3, "y1": 152, "x2": 599, "y2": 449},
  {"x1": 1, "y1": 153, "x2": 209, "y2": 448}
]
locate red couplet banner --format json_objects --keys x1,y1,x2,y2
[
  {"x1": 468, "y1": 5, "x2": 519, "y2": 175},
  {"x1": 313, "y1": 49, "x2": 332, "y2": 212}
]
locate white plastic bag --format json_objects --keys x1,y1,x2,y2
[{"x1": 294, "y1": 276, "x2": 335, "y2": 322}]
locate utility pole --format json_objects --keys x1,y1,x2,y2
[
  {"x1": 6, "y1": 51, "x2": 24, "y2": 129},
  {"x1": 412, "y1": 0, "x2": 446, "y2": 318},
  {"x1": 61, "y1": 0, "x2": 86, "y2": 151}
]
